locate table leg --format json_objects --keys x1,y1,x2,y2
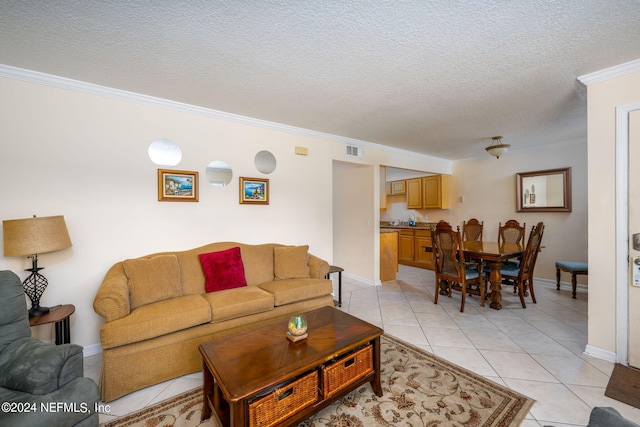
[
  {"x1": 438, "y1": 279, "x2": 448, "y2": 295},
  {"x1": 55, "y1": 321, "x2": 63, "y2": 345},
  {"x1": 229, "y1": 401, "x2": 245, "y2": 427},
  {"x1": 338, "y1": 271, "x2": 342, "y2": 307},
  {"x1": 488, "y1": 261, "x2": 503, "y2": 310},
  {"x1": 63, "y1": 317, "x2": 70, "y2": 343},
  {"x1": 370, "y1": 337, "x2": 383, "y2": 397},
  {"x1": 54, "y1": 318, "x2": 71, "y2": 345},
  {"x1": 201, "y1": 362, "x2": 213, "y2": 422},
  {"x1": 572, "y1": 273, "x2": 577, "y2": 299}
]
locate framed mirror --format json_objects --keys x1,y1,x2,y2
[
  {"x1": 206, "y1": 161, "x2": 233, "y2": 187},
  {"x1": 254, "y1": 150, "x2": 276, "y2": 174},
  {"x1": 516, "y1": 167, "x2": 571, "y2": 212},
  {"x1": 148, "y1": 139, "x2": 182, "y2": 167}
]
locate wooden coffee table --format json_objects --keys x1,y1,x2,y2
[{"x1": 199, "y1": 306, "x2": 383, "y2": 427}]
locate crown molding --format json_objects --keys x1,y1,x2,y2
[
  {"x1": 578, "y1": 58, "x2": 640, "y2": 85},
  {"x1": 0, "y1": 64, "x2": 447, "y2": 164}
]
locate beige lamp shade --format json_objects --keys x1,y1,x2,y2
[{"x1": 3, "y1": 215, "x2": 72, "y2": 256}]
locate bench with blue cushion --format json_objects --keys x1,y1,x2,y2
[{"x1": 555, "y1": 261, "x2": 588, "y2": 299}]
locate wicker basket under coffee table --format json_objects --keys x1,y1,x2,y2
[{"x1": 199, "y1": 306, "x2": 383, "y2": 427}]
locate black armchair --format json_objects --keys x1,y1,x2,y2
[{"x1": 0, "y1": 270, "x2": 99, "y2": 427}]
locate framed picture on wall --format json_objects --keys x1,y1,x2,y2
[
  {"x1": 239, "y1": 177, "x2": 269, "y2": 205},
  {"x1": 158, "y1": 169, "x2": 199, "y2": 202}
]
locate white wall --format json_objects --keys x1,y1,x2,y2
[
  {"x1": 0, "y1": 72, "x2": 450, "y2": 350},
  {"x1": 584, "y1": 69, "x2": 640, "y2": 356}
]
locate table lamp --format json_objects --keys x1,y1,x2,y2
[{"x1": 2, "y1": 215, "x2": 72, "y2": 317}]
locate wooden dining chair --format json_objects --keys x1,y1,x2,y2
[
  {"x1": 497, "y1": 220, "x2": 527, "y2": 285},
  {"x1": 432, "y1": 221, "x2": 485, "y2": 312},
  {"x1": 500, "y1": 222, "x2": 545, "y2": 308},
  {"x1": 461, "y1": 218, "x2": 483, "y2": 241},
  {"x1": 498, "y1": 220, "x2": 526, "y2": 244}
]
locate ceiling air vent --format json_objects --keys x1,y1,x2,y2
[{"x1": 345, "y1": 144, "x2": 364, "y2": 158}]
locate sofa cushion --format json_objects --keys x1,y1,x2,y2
[
  {"x1": 202, "y1": 286, "x2": 274, "y2": 322},
  {"x1": 259, "y1": 278, "x2": 332, "y2": 306},
  {"x1": 124, "y1": 255, "x2": 182, "y2": 310},
  {"x1": 199, "y1": 247, "x2": 247, "y2": 292},
  {"x1": 240, "y1": 244, "x2": 275, "y2": 285},
  {"x1": 274, "y1": 245, "x2": 310, "y2": 280},
  {"x1": 100, "y1": 294, "x2": 211, "y2": 349}
]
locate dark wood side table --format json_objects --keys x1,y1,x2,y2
[
  {"x1": 325, "y1": 265, "x2": 344, "y2": 307},
  {"x1": 29, "y1": 304, "x2": 75, "y2": 345}
]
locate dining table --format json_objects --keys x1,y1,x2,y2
[{"x1": 461, "y1": 241, "x2": 525, "y2": 310}]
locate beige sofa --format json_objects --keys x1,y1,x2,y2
[{"x1": 93, "y1": 242, "x2": 334, "y2": 402}]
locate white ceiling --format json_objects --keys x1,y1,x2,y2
[{"x1": 1, "y1": 1, "x2": 640, "y2": 160}]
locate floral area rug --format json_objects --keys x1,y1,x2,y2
[{"x1": 100, "y1": 334, "x2": 534, "y2": 427}]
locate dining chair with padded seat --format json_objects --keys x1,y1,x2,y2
[
  {"x1": 496, "y1": 219, "x2": 527, "y2": 291},
  {"x1": 498, "y1": 220, "x2": 526, "y2": 245},
  {"x1": 499, "y1": 222, "x2": 545, "y2": 308},
  {"x1": 432, "y1": 221, "x2": 485, "y2": 313},
  {"x1": 460, "y1": 218, "x2": 484, "y2": 242}
]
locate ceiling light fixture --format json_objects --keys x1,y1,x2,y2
[{"x1": 485, "y1": 136, "x2": 510, "y2": 159}]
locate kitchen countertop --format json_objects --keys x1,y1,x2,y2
[{"x1": 380, "y1": 223, "x2": 437, "y2": 231}]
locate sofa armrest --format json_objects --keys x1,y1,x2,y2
[
  {"x1": 309, "y1": 254, "x2": 330, "y2": 279},
  {"x1": 587, "y1": 407, "x2": 640, "y2": 427},
  {"x1": 93, "y1": 263, "x2": 131, "y2": 322},
  {"x1": 0, "y1": 337, "x2": 84, "y2": 395}
]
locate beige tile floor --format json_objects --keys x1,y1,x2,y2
[{"x1": 86, "y1": 265, "x2": 640, "y2": 426}]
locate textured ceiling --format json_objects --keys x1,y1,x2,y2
[{"x1": 1, "y1": 0, "x2": 640, "y2": 160}]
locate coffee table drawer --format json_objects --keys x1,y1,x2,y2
[
  {"x1": 248, "y1": 370, "x2": 319, "y2": 427},
  {"x1": 322, "y1": 344, "x2": 373, "y2": 399}
]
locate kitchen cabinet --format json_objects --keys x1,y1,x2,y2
[
  {"x1": 380, "y1": 166, "x2": 388, "y2": 210},
  {"x1": 415, "y1": 230, "x2": 434, "y2": 270},
  {"x1": 390, "y1": 228, "x2": 434, "y2": 270},
  {"x1": 406, "y1": 178, "x2": 422, "y2": 208},
  {"x1": 406, "y1": 175, "x2": 450, "y2": 209},
  {"x1": 398, "y1": 230, "x2": 415, "y2": 263},
  {"x1": 422, "y1": 175, "x2": 450, "y2": 209},
  {"x1": 380, "y1": 231, "x2": 398, "y2": 281},
  {"x1": 387, "y1": 180, "x2": 406, "y2": 195}
]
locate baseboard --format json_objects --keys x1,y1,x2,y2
[
  {"x1": 83, "y1": 343, "x2": 102, "y2": 358},
  {"x1": 534, "y1": 277, "x2": 588, "y2": 291},
  {"x1": 584, "y1": 344, "x2": 617, "y2": 363},
  {"x1": 343, "y1": 272, "x2": 378, "y2": 287},
  {"x1": 534, "y1": 277, "x2": 556, "y2": 286}
]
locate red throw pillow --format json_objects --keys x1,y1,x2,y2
[{"x1": 199, "y1": 247, "x2": 247, "y2": 292}]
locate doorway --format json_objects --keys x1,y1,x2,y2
[{"x1": 616, "y1": 102, "x2": 640, "y2": 368}]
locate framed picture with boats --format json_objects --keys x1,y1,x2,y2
[
  {"x1": 239, "y1": 177, "x2": 269, "y2": 205},
  {"x1": 158, "y1": 169, "x2": 198, "y2": 202}
]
